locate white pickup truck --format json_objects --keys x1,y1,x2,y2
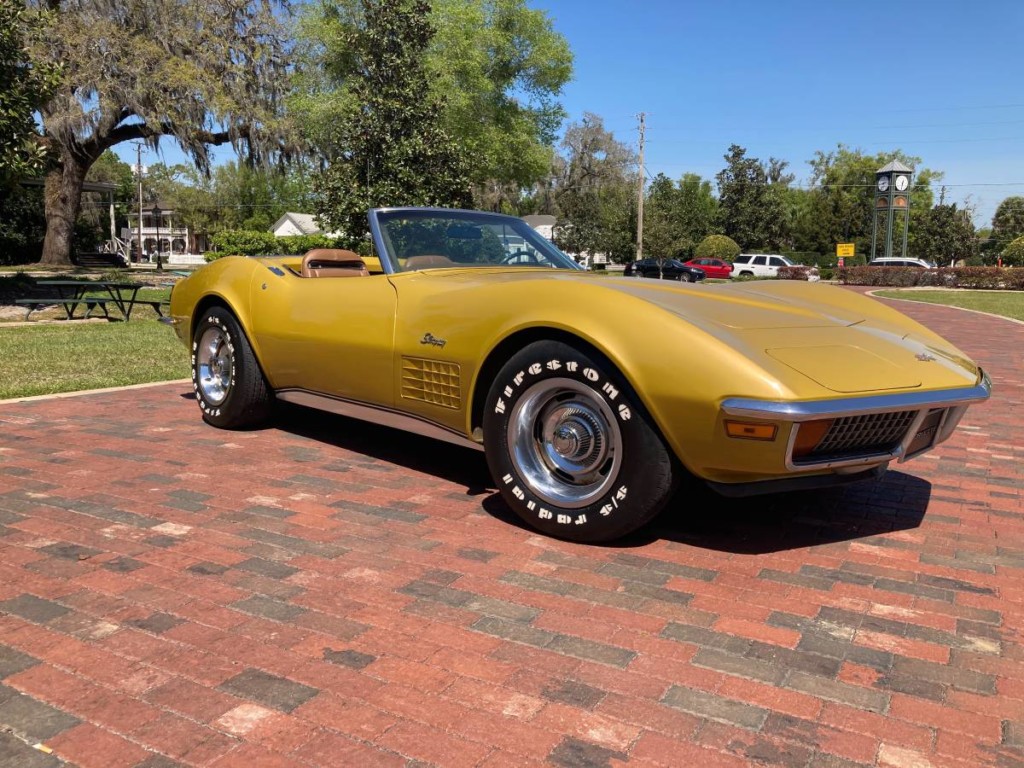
[{"x1": 730, "y1": 253, "x2": 796, "y2": 277}]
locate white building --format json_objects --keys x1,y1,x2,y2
[
  {"x1": 270, "y1": 212, "x2": 340, "y2": 238},
  {"x1": 123, "y1": 204, "x2": 209, "y2": 265},
  {"x1": 522, "y1": 214, "x2": 556, "y2": 240}
]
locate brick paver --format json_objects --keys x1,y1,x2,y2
[{"x1": 0, "y1": 293, "x2": 1021, "y2": 767}]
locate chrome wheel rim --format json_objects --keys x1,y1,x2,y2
[
  {"x1": 196, "y1": 326, "x2": 233, "y2": 406},
  {"x1": 507, "y1": 378, "x2": 622, "y2": 508}
]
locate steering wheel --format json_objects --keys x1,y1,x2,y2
[{"x1": 500, "y1": 250, "x2": 541, "y2": 265}]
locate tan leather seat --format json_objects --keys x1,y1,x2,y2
[
  {"x1": 404, "y1": 254, "x2": 455, "y2": 270},
  {"x1": 300, "y1": 249, "x2": 369, "y2": 278}
]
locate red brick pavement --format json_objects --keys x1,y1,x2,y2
[{"x1": 0, "y1": 292, "x2": 1021, "y2": 768}]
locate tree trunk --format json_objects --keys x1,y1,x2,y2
[{"x1": 39, "y1": 155, "x2": 88, "y2": 266}]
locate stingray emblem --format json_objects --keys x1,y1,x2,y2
[
  {"x1": 421, "y1": 333, "x2": 447, "y2": 348},
  {"x1": 915, "y1": 353, "x2": 936, "y2": 362}
]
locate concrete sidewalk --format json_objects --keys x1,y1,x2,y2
[{"x1": 0, "y1": 296, "x2": 1021, "y2": 767}]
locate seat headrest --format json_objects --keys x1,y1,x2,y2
[
  {"x1": 404, "y1": 254, "x2": 455, "y2": 270},
  {"x1": 301, "y1": 248, "x2": 368, "y2": 278}
]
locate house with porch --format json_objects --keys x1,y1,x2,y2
[{"x1": 123, "y1": 203, "x2": 209, "y2": 264}]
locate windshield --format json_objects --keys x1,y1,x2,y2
[{"x1": 371, "y1": 209, "x2": 580, "y2": 273}]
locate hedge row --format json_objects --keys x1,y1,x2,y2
[
  {"x1": 837, "y1": 266, "x2": 1024, "y2": 290},
  {"x1": 206, "y1": 230, "x2": 342, "y2": 260},
  {"x1": 777, "y1": 266, "x2": 816, "y2": 280}
]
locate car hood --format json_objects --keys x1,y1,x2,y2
[
  {"x1": 601, "y1": 277, "x2": 863, "y2": 330},
  {"x1": 396, "y1": 269, "x2": 977, "y2": 394},
  {"x1": 394, "y1": 269, "x2": 859, "y2": 329}
]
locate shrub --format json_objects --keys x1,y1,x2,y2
[
  {"x1": 695, "y1": 234, "x2": 740, "y2": 261},
  {"x1": 0, "y1": 184, "x2": 46, "y2": 265},
  {"x1": 1003, "y1": 236, "x2": 1024, "y2": 268},
  {"x1": 208, "y1": 230, "x2": 343, "y2": 259},
  {"x1": 837, "y1": 266, "x2": 1024, "y2": 290},
  {"x1": 778, "y1": 266, "x2": 811, "y2": 280}
]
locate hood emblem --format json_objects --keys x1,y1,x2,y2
[
  {"x1": 915, "y1": 353, "x2": 936, "y2": 362},
  {"x1": 421, "y1": 333, "x2": 447, "y2": 348}
]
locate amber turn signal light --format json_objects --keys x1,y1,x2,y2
[
  {"x1": 791, "y1": 418, "x2": 835, "y2": 458},
  {"x1": 724, "y1": 421, "x2": 778, "y2": 441}
]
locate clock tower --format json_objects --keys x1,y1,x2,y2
[{"x1": 871, "y1": 159, "x2": 913, "y2": 262}]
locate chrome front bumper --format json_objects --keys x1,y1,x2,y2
[{"x1": 720, "y1": 372, "x2": 991, "y2": 473}]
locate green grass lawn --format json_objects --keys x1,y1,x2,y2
[
  {"x1": 873, "y1": 289, "x2": 1024, "y2": 322},
  {"x1": 0, "y1": 319, "x2": 189, "y2": 399}
]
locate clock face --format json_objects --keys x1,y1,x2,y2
[
  {"x1": 895, "y1": 174, "x2": 909, "y2": 191},
  {"x1": 877, "y1": 176, "x2": 890, "y2": 192}
]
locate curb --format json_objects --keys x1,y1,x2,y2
[
  {"x1": 0, "y1": 379, "x2": 191, "y2": 406},
  {"x1": 866, "y1": 289, "x2": 1024, "y2": 327}
]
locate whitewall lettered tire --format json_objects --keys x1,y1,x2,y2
[
  {"x1": 191, "y1": 307, "x2": 273, "y2": 429},
  {"x1": 483, "y1": 340, "x2": 677, "y2": 542}
]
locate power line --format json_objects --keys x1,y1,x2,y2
[
  {"x1": 645, "y1": 135, "x2": 1024, "y2": 147},
  {"x1": 72, "y1": 178, "x2": 1024, "y2": 210}
]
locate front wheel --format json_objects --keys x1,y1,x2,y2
[
  {"x1": 483, "y1": 340, "x2": 677, "y2": 542},
  {"x1": 191, "y1": 307, "x2": 273, "y2": 429}
]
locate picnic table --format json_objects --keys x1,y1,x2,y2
[{"x1": 15, "y1": 280, "x2": 168, "y2": 321}]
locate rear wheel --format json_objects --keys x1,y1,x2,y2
[
  {"x1": 191, "y1": 307, "x2": 273, "y2": 429},
  {"x1": 483, "y1": 340, "x2": 677, "y2": 542}
]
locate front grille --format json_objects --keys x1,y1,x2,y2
[{"x1": 800, "y1": 410, "x2": 917, "y2": 463}]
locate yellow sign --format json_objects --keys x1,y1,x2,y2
[{"x1": 836, "y1": 243, "x2": 855, "y2": 257}]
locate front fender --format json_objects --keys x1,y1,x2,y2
[{"x1": 169, "y1": 257, "x2": 264, "y2": 357}]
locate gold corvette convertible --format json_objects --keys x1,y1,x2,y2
[{"x1": 167, "y1": 208, "x2": 990, "y2": 542}]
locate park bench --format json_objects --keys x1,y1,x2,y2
[
  {"x1": 15, "y1": 297, "x2": 113, "y2": 321},
  {"x1": 13, "y1": 280, "x2": 169, "y2": 321}
]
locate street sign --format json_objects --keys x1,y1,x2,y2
[{"x1": 836, "y1": 243, "x2": 855, "y2": 257}]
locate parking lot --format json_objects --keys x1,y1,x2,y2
[{"x1": 0, "y1": 295, "x2": 1021, "y2": 768}]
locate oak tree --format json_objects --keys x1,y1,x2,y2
[
  {"x1": 553, "y1": 113, "x2": 637, "y2": 261},
  {"x1": 0, "y1": 0, "x2": 60, "y2": 187},
  {"x1": 25, "y1": 0, "x2": 293, "y2": 264}
]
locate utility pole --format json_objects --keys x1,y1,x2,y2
[
  {"x1": 135, "y1": 143, "x2": 144, "y2": 266},
  {"x1": 635, "y1": 112, "x2": 645, "y2": 263}
]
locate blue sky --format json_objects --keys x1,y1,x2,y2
[{"x1": 116, "y1": 0, "x2": 1024, "y2": 225}]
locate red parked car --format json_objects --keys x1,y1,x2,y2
[{"x1": 683, "y1": 257, "x2": 732, "y2": 279}]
